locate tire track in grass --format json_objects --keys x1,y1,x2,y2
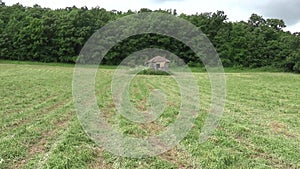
[
  {"x1": 95, "y1": 99, "x2": 124, "y2": 160},
  {"x1": 72, "y1": 72, "x2": 298, "y2": 168},
  {"x1": 88, "y1": 148, "x2": 114, "y2": 169},
  {"x1": 0, "y1": 78, "x2": 64, "y2": 111},
  {"x1": 1, "y1": 97, "x2": 71, "y2": 134},
  {"x1": 137, "y1": 77, "x2": 203, "y2": 168},
  {"x1": 34, "y1": 117, "x2": 77, "y2": 169},
  {"x1": 1, "y1": 94, "x2": 62, "y2": 123},
  {"x1": 128, "y1": 76, "x2": 184, "y2": 137},
  {"x1": 158, "y1": 145, "x2": 202, "y2": 169},
  {"x1": 235, "y1": 137, "x2": 299, "y2": 169},
  {"x1": 0, "y1": 64, "x2": 92, "y2": 168},
  {"x1": 95, "y1": 77, "x2": 115, "y2": 126},
  {"x1": 0, "y1": 65, "x2": 74, "y2": 168},
  {"x1": 27, "y1": 114, "x2": 76, "y2": 167},
  {"x1": 35, "y1": 70, "x2": 113, "y2": 169},
  {"x1": 0, "y1": 65, "x2": 72, "y2": 111},
  {"x1": 96, "y1": 75, "x2": 163, "y2": 139},
  {"x1": 130, "y1": 77, "x2": 151, "y2": 112},
  {"x1": 38, "y1": 119, "x2": 99, "y2": 169},
  {"x1": 98, "y1": 89, "x2": 116, "y2": 122},
  {"x1": 0, "y1": 92, "x2": 57, "y2": 115},
  {"x1": 224, "y1": 90, "x2": 299, "y2": 137},
  {"x1": 226, "y1": 74, "x2": 299, "y2": 167},
  {"x1": 0, "y1": 81, "x2": 54, "y2": 111},
  {"x1": 2, "y1": 93, "x2": 69, "y2": 131},
  {"x1": 145, "y1": 74, "x2": 204, "y2": 168},
  {"x1": 141, "y1": 95, "x2": 180, "y2": 135},
  {"x1": 226, "y1": 73, "x2": 298, "y2": 108},
  {"x1": 17, "y1": 108, "x2": 75, "y2": 169},
  {"x1": 0, "y1": 65, "x2": 28, "y2": 78},
  {"x1": 76, "y1": 73, "x2": 205, "y2": 168},
  {"x1": 2, "y1": 67, "x2": 297, "y2": 168},
  {"x1": 1, "y1": 69, "x2": 72, "y2": 128},
  {"x1": 112, "y1": 75, "x2": 201, "y2": 168},
  {"x1": 128, "y1": 77, "x2": 166, "y2": 136},
  {"x1": 146, "y1": 77, "x2": 181, "y2": 100},
  {"x1": 0, "y1": 100, "x2": 73, "y2": 168},
  {"x1": 197, "y1": 73, "x2": 299, "y2": 168}
]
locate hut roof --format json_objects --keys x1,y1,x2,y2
[{"x1": 146, "y1": 56, "x2": 170, "y2": 63}]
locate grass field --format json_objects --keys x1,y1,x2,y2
[{"x1": 0, "y1": 63, "x2": 299, "y2": 169}]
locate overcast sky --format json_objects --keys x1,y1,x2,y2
[{"x1": 4, "y1": 0, "x2": 300, "y2": 32}]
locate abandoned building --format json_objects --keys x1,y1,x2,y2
[{"x1": 145, "y1": 56, "x2": 170, "y2": 71}]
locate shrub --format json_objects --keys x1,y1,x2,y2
[{"x1": 138, "y1": 68, "x2": 171, "y2": 75}]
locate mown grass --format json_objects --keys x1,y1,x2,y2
[
  {"x1": 0, "y1": 63, "x2": 299, "y2": 169},
  {"x1": 0, "y1": 60, "x2": 283, "y2": 73}
]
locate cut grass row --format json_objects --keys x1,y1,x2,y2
[
  {"x1": 0, "y1": 59, "x2": 285, "y2": 73},
  {"x1": 0, "y1": 63, "x2": 299, "y2": 168}
]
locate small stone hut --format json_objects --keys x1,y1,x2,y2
[{"x1": 145, "y1": 56, "x2": 170, "y2": 71}]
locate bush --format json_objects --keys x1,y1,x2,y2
[{"x1": 138, "y1": 68, "x2": 171, "y2": 75}]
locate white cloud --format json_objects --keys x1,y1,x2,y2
[
  {"x1": 284, "y1": 22, "x2": 300, "y2": 33},
  {"x1": 4, "y1": 0, "x2": 300, "y2": 32}
]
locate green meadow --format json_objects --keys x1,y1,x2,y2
[{"x1": 0, "y1": 62, "x2": 299, "y2": 169}]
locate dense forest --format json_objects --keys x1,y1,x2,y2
[{"x1": 0, "y1": 2, "x2": 299, "y2": 73}]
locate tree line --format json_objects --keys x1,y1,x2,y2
[{"x1": 0, "y1": 2, "x2": 299, "y2": 72}]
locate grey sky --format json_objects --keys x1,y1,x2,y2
[
  {"x1": 4, "y1": 0, "x2": 300, "y2": 32},
  {"x1": 157, "y1": 0, "x2": 183, "y2": 1},
  {"x1": 256, "y1": 0, "x2": 300, "y2": 25}
]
